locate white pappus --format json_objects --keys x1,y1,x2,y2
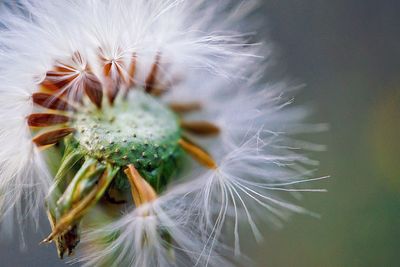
[{"x1": 0, "y1": 0, "x2": 327, "y2": 266}]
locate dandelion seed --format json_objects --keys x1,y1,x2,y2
[{"x1": 0, "y1": 0, "x2": 326, "y2": 266}]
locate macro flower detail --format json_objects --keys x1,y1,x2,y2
[{"x1": 0, "y1": 1, "x2": 326, "y2": 266}]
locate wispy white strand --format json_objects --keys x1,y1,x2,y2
[
  {"x1": 0, "y1": 0, "x2": 261, "y2": 226},
  {"x1": 186, "y1": 133, "x2": 326, "y2": 257},
  {"x1": 77, "y1": 198, "x2": 234, "y2": 267},
  {"x1": 0, "y1": 0, "x2": 327, "y2": 266},
  {"x1": 0, "y1": 79, "x2": 52, "y2": 237}
]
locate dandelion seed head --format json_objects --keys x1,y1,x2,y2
[{"x1": 0, "y1": 0, "x2": 326, "y2": 266}]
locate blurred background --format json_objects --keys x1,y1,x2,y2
[
  {"x1": 1, "y1": 0, "x2": 399, "y2": 266},
  {"x1": 251, "y1": 1, "x2": 400, "y2": 266}
]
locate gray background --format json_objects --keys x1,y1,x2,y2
[{"x1": 1, "y1": 1, "x2": 399, "y2": 266}]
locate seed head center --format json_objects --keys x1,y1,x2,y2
[{"x1": 72, "y1": 91, "x2": 181, "y2": 167}]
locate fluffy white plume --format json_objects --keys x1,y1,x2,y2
[
  {"x1": 77, "y1": 68, "x2": 328, "y2": 265},
  {"x1": 0, "y1": 0, "x2": 259, "y2": 226},
  {"x1": 164, "y1": 69, "x2": 328, "y2": 257},
  {"x1": 0, "y1": 0, "x2": 259, "y2": 86},
  {"x1": 0, "y1": 78, "x2": 52, "y2": 237},
  {"x1": 78, "y1": 197, "x2": 235, "y2": 267},
  {"x1": 0, "y1": 0, "x2": 326, "y2": 265}
]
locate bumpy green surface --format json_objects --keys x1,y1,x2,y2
[{"x1": 70, "y1": 91, "x2": 182, "y2": 192}]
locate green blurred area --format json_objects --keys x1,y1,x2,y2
[{"x1": 250, "y1": 1, "x2": 400, "y2": 266}]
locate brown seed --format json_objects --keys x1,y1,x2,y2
[
  {"x1": 178, "y1": 138, "x2": 217, "y2": 169},
  {"x1": 103, "y1": 61, "x2": 125, "y2": 79},
  {"x1": 100, "y1": 51, "x2": 127, "y2": 104},
  {"x1": 42, "y1": 67, "x2": 78, "y2": 92},
  {"x1": 27, "y1": 113, "x2": 70, "y2": 127},
  {"x1": 145, "y1": 53, "x2": 161, "y2": 93},
  {"x1": 150, "y1": 87, "x2": 168, "y2": 96},
  {"x1": 169, "y1": 102, "x2": 202, "y2": 113},
  {"x1": 99, "y1": 47, "x2": 126, "y2": 81},
  {"x1": 127, "y1": 54, "x2": 137, "y2": 87},
  {"x1": 103, "y1": 62, "x2": 112, "y2": 77},
  {"x1": 104, "y1": 77, "x2": 120, "y2": 104},
  {"x1": 115, "y1": 62, "x2": 127, "y2": 84},
  {"x1": 124, "y1": 165, "x2": 157, "y2": 206},
  {"x1": 32, "y1": 93, "x2": 75, "y2": 111},
  {"x1": 181, "y1": 121, "x2": 220, "y2": 136},
  {"x1": 32, "y1": 128, "x2": 75, "y2": 146},
  {"x1": 83, "y1": 73, "x2": 103, "y2": 108},
  {"x1": 42, "y1": 53, "x2": 104, "y2": 107}
]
